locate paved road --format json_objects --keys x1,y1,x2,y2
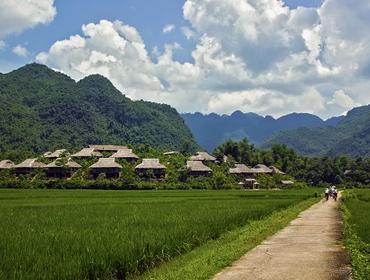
[{"x1": 213, "y1": 195, "x2": 352, "y2": 280}]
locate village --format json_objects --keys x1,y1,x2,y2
[{"x1": 0, "y1": 144, "x2": 294, "y2": 189}]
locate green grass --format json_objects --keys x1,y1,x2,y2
[
  {"x1": 136, "y1": 197, "x2": 318, "y2": 280},
  {"x1": 342, "y1": 189, "x2": 370, "y2": 280},
  {"x1": 0, "y1": 189, "x2": 317, "y2": 279}
]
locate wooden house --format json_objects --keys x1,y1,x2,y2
[
  {"x1": 0, "y1": 160, "x2": 15, "y2": 170},
  {"x1": 89, "y1": 158, "x2": 122, "y2": 179},
  {"x1": 71, "y1": 148, "x2": 102, "y2": 159},
  {"x1": 46, "y1": 159, "x2": 81, "y2": 178},
  {"x1": 239, "y1": 178, "x2": 260, "y2": 189},
  {"x1": 110, "y1": 149, "x2": 139, "y2": 162},
  {"x1": 186, "y1": 160, "x2": 212, "y2": 176},
  {"x1": 190, "y1": 152, "x2": 216, "y2": 162},
  {"x1": 14, "y1": 159, "x2": 46, "y2": 175},
  {"x1": 281, "y1": 180, "x2": 295, "y2": 188},
  {"x1": 88, "y1": 145, "x2": 128, "y2": 152},
  {"x1": 44, "y1": 149, "x2": 68, "y2": 159},
  {"x1": 135, "y1": 159, "x2": 166, "y2": 179},
  {"x1": 229, "y1": 164, "x2": 252, "y2": 177}
]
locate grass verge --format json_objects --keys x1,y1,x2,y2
[
  {"x1": 134, "y1": 197, "x2": 319, "y2": 280},
  {"x1": 341, "y1": 193, "x2": 370, "y2": 280}
]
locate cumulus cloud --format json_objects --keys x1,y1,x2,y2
[
  {"x1": 328, "y1": 90, "x2": 356, "y2": 109},
  {"x1": 36, "y1": 0, "x2": 370, "y2": 118},
  {"x1": 12, "y1": 45, "x2": 29, "y2": 57},
  {"x1": 163, "y1": 24, "x2": 175, "y2": 33},
  {"x1": 0, "y1": 0, "x2": 56, "y2": 39}
]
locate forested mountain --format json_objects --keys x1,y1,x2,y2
[
  {"x1": 182, "y1": 111, "x2": 343, "y2": 151},
  {"x1": 265, "y1": 105, "x2": 370, "y2": 157},
  {"x1": 0, "y1": 63, "x2": 197, "y2": 157}
]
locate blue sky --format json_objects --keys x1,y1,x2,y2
[
  {"x1": 1, "y1": 0, "x2": 368, "y2": 118},
  {"x1": 0, "y1": 0, "x2": 323, "y2": 72}
]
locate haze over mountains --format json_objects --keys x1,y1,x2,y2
[{"x1": 182, "y1": 112, "x2": 344, "y2": 152}]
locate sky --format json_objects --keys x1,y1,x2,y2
[{"x1": 0, "y1": 0, "x2": 369, "y2": 119}]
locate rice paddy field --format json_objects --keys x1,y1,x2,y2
[
  {"x1": 0, "y1": 189, "x2": 317, "y2": 280},
  {"x1": 344, "y1": 189, "x2": 370, "y2": 244},
  {"x1": 342, "y1": 189, "x2": 370, "y2": 280}
]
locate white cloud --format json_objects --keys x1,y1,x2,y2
[
  {"x1": 181, "y1": 26, "x2": 196, "y2": 40},
  {"x1": 0, "y1": 41, "x2": 5, "y2": 51},
  {"x1": 0, "y1": 0, "x2": 56, "y2": 39},
  {"x1": 12, "y1": 45, "x2": 29, "y2": 57},
  {"x1": 163, "y1": 24, "x2": 175, "y2": 33},
  {"x1": 36, "y1": 0, "x2": 370, "y2": 118},
  {"x1": 328, "y1": 90, "x2": 356, "y2": 109}
]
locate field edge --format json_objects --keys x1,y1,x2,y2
[
  {"x1": 341, "y1": 191, "x2": 370, "y2": 280},
  {"x1": 134, "y1": 196, "x2": 320, "y2": 280}
]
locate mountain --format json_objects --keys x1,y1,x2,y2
[
  {"x1": 181, "y1": 111, "x2": 343, "y2": 151},
  {"x1": 264, "y1": 105, "x2": 370, "y2": 157},
  {"x1": 0, "y1": 63, "x2": 198, "y2": 155}
]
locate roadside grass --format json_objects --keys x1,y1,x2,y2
[
  {"x1": 135, "y1": 197, "x2": 319, "y2": 280},
  {"x1": 341, "y1": 189, "x2": 370, "y2": 280},
  {"x1": 0, "y1": 189, "x2": 318, "y2": 280}
]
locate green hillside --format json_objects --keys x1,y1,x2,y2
[
  {"x1": 264, "y1": 105, "x2": 370, "y2": 157},
  {"x1": 0, "y1": 63, "x2": 197, "y2": 157}
]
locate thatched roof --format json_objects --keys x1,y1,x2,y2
[
  {"x1": 163, "y1": 151, "x2": 180, "y2": 155},
  {"x1": 229, "y1": 164, "x2": 252, "y2": 174},
  {"x1": 89, "y1": 158, "x2": 122, "y2": 169},
  {"x1": 46, "y1": 159, "x2": 81, "y2": 169},
  {"x1": 245, "y1": 178, "x2": 257, "y2": 182},
  {"x1": 251, "y1": 164, "x2": 273, "y2": 174},
  {"x1": 110, "y1": 149, "x2": 139, "y2": 159},
  {"x1": 44, "y1": 149, "x2": 67, "y2": 159},
  {"x1": 135, "y1": 159, "x2": 166, "y2": 170},
  {"x1": 190, "y1": 152, "x2": 216, "y2": 162},
  {"x1": 281, "y1": 180, "x2": 294, "y2": 185},
  {"x1": 187, "y1": 161, "x2": 212, "y2": 172},
  {"x1": 270, "y1": 165, "x2": 285, "y2": 174},
  {"x1": 71, "y1": 148, "x2": 102, "y2": 158},
  {"x1": 89, "y1": 145, "x2": 128, "y2": 152},
  {"x1": 14, "y1": 159, "x2": 46, "y2": 169},
  {"x1": 0, "y1": 160, "x2": 15, "y2": 169}
]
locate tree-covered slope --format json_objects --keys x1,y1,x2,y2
[
  {"x1": 0, "y1": 63, "x2": 198, "y2": 155},
  {"x1": 264, "y1": 105, "x2": 370, "y2": 157},
  {"x1": 182, "y1": 111, "x2": 343, "y2": 151}
]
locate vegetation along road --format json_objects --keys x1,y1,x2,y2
[{"x1": 213, "y1": 193, "x2": 352, "y2": 280}]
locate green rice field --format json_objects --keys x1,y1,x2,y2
[
  {"x1": 0, "y1": 189, "x2": 317, "y2": 280},
  {"x1": 344, "y1": 189, "x2": 370, "y2": 243},
  {"x1": 342, "y1": 189, "x2": 370, "y2": 280}
]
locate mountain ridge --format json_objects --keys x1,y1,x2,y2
[
  {"x1": 181, "y1": 111, "x2": 344, "y2": 152},
  {"x1": 0, "y1": 63, "x2": 198, "y2": 157}
]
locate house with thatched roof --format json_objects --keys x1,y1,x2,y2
[
  {"x1": 14, "y1": 159, "x2": 46, "y2": 175},
  {"x1": 229, "y1": 164, "x2": 252, "y2": 177},
  {"x1": 247, "y1": 164, "x2": 273, "y2": 175},
  {"x1": 239, "y1": 178, "x2": 260, "y2": 189},
  {"x1": 135, "y1": 159, "x2": 166, "y2": 179},
  {"x1": 270, "y1": 165, "x2": 285, "y2": 175},
  {"x1": 46, "y1": 158, "x2": 81, "y2": 178},
  {"x1": 281, "y1": 180, "x2": 295, "y2": 188},
  {"x1": 44, "y1": 149, "x2": 68, "y2": 159},
  {"x1": 71, "y1": 148, "x2": 102, "y2": 158},
  {"x1": 88, "y1": 145, "x2": 128, "y2": 152},
  {"x1": 186, "y1": 160, "x2": 212, "y2": 176},
  {"x1": 89, "y1": 158, "x2": 122, "y2": 179},
  {"x1": 190, "y1": 152, "x2": 216, "y2": 162},
  {"x1": 0, "y1": 160, "x2": 15, "y2": 170},
  {"x1": 110, "y1": 149, "x2": 139, "y2": 162}
]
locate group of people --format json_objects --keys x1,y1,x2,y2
[{"x1": 325, "y1": 186, "x2": 338, "y2": 201}]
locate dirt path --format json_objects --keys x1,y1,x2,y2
[{"x1": 213, "y1": 195, "x2": 352, "y2": 280}]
